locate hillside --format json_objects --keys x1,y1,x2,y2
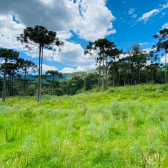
[
  {"x1": 1, "y1": 84, "x2": 168, "y2": 167},
  {"x1": 14, "y1": 73, "x2": 71, "y2": 83}
]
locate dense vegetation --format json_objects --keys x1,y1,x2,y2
[
  {"x1": 1, "y1": 25, "x2": 168, "y2": 167},
  {"x1": 1, "y1": 32, "x2": 168, "y2": 99},
  {"x1": 1, "y1": 84, "x2": 168, "y2": 167}
]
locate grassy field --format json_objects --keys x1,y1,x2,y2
[{"x1": 1, "y1": 84, "x2": 168, "y2": 167}]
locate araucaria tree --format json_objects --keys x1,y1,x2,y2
[
  {"x1": 17, "y1": 25, "x2": 64, "y2": 102},
  {"x1": 153, "y1": 28, "x2": 168, "y2": 84},
  {"x1": 84, "y1": 38, "x2": 114, "y2": 91},
  {"x1": 130, "y1": 44, "x2": 147, "y2": 84},
  {"x1": 46, "y1": 70, "x2": 63, "y2": 95},
  {"x1": 106, "y1": 46, "x2": 122, "y2": 87},
  {"x1": 17, "y1": 58, "x2": 37, "y2": 96},
  {"x1": 0, "y1": 48, "x2": 19, "y2": 103},
  {"x1": 147, "y1": 51, "x2": 159, "y2": 83}
]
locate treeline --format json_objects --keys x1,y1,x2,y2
[
  {"x1": 0, "y1": 48, "x2": 37, "y2": 100},
  {"x1": 0, "y1": 25, "x2": 168, "y2": 102}
]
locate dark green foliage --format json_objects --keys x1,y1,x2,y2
[
  {"x1": 84, "y1": 73, "x2": 98, "y2": 90},
  {"x1": 54, "y1": 88, "x2": 64, "y2": 96},
  {"x1": 85, "y1": 38, "x2": 120, "y2": 91},
  {"x1": 153, "y1": 28, "x2": 168, "y2": 83},
  {"x1": 0, "y1": 48, "x2": 19, "y2": 102},
  {"x1": 26, "y1": 84, "x2": 37, "y2": 96},
  {"x1": 46, "y1": 70, "x2": 63, "y2": 96}
]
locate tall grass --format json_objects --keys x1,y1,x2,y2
[{"x1": 1, "y1": 84, "x2": 168, "y2": 167}]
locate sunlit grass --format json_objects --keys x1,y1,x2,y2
[{"x1": 1, "y1": 84, "x2": 168, "y2": 167}]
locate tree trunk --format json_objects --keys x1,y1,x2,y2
[
  {"x1": 2, "y1": 58, "x2": 7, "y2": 103},
  {"x1": 131, "y1": 62, "x2": 133, "y2": 85},
  {"x1": 152, "y1": 66, "x2": 153, "y2": 83},
  {"x1": 146, "y1": 70, "x2": 148, "y2": 83},
  {"x1": 102, "y1": 58, "x2": 104, "y2": 92},
  {"x1": 12, "y1": 73, "x2": 14, "y2": 97},
  {"x1": 105, "y1": 57, "x2": 108, "y2": 88},
  {"x1": 165, "y1": 52, "x2": 167, "y2": 84},
  {"x1": 98, "y1": 59, "x2": 101, "y2": 91},
  {"x1": 7, "y1": 75, "x2": 10, "y2": 98},
  {"x1": 138, "y1": 68, "x2": 140, "y2": 84},
  {"x1": 10, "y1": 74, "x2": 12, "y2": 98},
  {"x1": 124, "y1": 69, "x2": 127, "y2": 86},
  {"x1": 37, "y1": 45, "x2": 41, "y2": 102},
  {"x1": 118, "y1": 70, "x2": 120, "y2": 86},
  {"x1": 113, "y1": 58, "x2": 115, "y2": 87},
  {"x1": 24, "y1": 66, "x2": 26, "y2": 97},
  {"x1": 52, "y1": 75, "x2": 54, "y2": 96},
  {"x1": 40, "y1": 46, "x2": 43, "y2": 103}
]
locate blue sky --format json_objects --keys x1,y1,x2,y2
[{"x1": 0, "y1": 0, "x2": 168, "y2": 73}]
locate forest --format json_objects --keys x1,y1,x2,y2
[
  {"x1": 0, "y1": 27, "x2": 168, "y2": 101},
  {"x1": 1, "y1": 25, "x2": 168, "y2": 167}
]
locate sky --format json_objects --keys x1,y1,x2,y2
[{"x1": 0, "y1": 0, "x2": 168, "y2": 73}]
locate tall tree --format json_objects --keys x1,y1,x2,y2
[
  {"x1": 106, "y1": 47, "x2": 121, "y2": 86},
  {"x1": 0, "y1": 63, "x2": 19, "y2": 98},
  {"x1": 17, "y1": 25, "x2": 64, "y2": 102},
  {"x1": 118, "y1": 57, "x2": 130, "y2": 86},
  {"x1": 85, "y1": 38, "x2": 113, "y2": 91},
  {"x1": 133, "y1": 44, "x2": 147, "y2": 84},
  {"x1": 153, "y1": 28, "x2": 168, "y2": 83},
  {"x1": 46, "y1": 70, "x2": 63, "y2": 95},
  {"x1": 0, "y1": 49, "x2": 19, "y2": 103},
  {"x1": 147, "y1": 51, "x2": 159, "y2": 83},
  {"x1": 17, "y1": 58, "x2": 37, "y2": 96},
  {"x1": 128, "y1": 44, "x2": 147, "y2": 84}
]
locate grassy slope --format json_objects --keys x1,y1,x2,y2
[{"x1": 1, "y1": 84, "x2": 168, "y2": 167}]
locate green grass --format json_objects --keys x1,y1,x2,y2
[{"x1": 1, "y1": 84, "x2": 168, "y2": 167}]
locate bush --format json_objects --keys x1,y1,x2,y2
[
  {"x1": 26, "y1": 84, "x2": 36, "y2": 96},
  {"x1": 54, "y1": 89, "x2": 64, "y2": 96}
]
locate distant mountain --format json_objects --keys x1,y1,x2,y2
[
  {"x1": 12, "y1": 73, "x2": 71, "y2": 83},
  {"x1": 0, "y1": 69, "x2": 100, "y2": 83}
]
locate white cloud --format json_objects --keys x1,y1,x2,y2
[
  {"x1": 28, "y1": 64, "x2": 58, "y2": 73},
  {"x1": 0, "y1": 60, "x2": 15, "y2": 65},
  {"x1": 137, "y1": 2, "x2": 168, "y2": 23},
  {"x1": 142, "y1": 48, "x2": 154, "y2": 53},
  {"x1": 138, "y1": 9, "x2": 160, "y2": 22},
  {"x1": 160, "y1": 54, "x2": 168, "y2": 63},
  {"x1": 60, "y1": 64, "x2": 97, "y2": 73},
  {"x1": 0, "y1": 0, "x2": 116, "y2": 42},
  {"x1": 131, "y1": 14, "x2": 137, "y2": 18},
  {"x1": 0, "y1": 15, "x2": 26, "y2": 50},
  {"x1": 140, "y1": 42, "x2": 148, "y2": 46},
  {"x1": 131, "y1": 23, "x2": 137, "y2": 27},
  {"x1": 162, "y1": 23, "x2": 168, "y2": 29},
  {"x1": 56, "y1": 31, "x2": 73, "y2": 41},
  {"x1": 161, "y1": 3, "x2": 168, "y2": 9},
  {"x1": 118, "y1": 53, "x2": 129, "y2": 59},
  {"x1": 60, "y1": 67, "x2": 76, "y2": 73},
  {"x1": 76, "y1": 64, "x2": 97, "y2": 71},
  {"x1": 128, "y1": 8, "x2": 135, "y2": 15},
  {"x1": 53, "y1": 41, "x2": 96, "y2": 67},
  {"x1": 162, "y1": 12, "x2": 167, "y2": 16},
  {"x1": 41, "y1": 64, "x2": 58, "y2": 72},
  {"x1": 73, "y1": 0, "x2": 116, "y2": 41},
  {"x1": 0, "y1": 0, "x2": 117, "y2": 72}
]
